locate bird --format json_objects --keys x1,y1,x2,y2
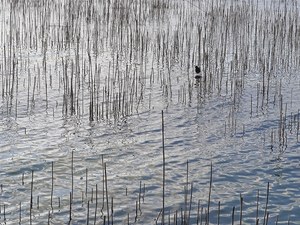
[
  {"x1": 195, "y1": 66, "x2": 201, "y2": 79},
  {"x1": 195, "y1": 65, "x2": 200, "y2": 74}
]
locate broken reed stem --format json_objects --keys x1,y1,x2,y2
[
  {"x1": 256, "y1": 189, "x2": 259, "y2": 222},
  {"x1": 156, "y1": 209, "x2": 162, "y2": 224},
  {"x1": 91, "y1": 188, "x2": 93, "y2": 203},
  {"x1": 196, "y1": 200, "x2": 200, "y2": 225},
  {"x1": 161, "y1": 110, "x2": 165, "y2": 224},
  {"x1": 218, "y1": 201, "x2": 220, "y2": 225},
  {"x1": 101, "y1": 162, "x2": 105, "y2": 216},
  {"x1": 232, "y1": 206, "x2": 235, "y2": 225},
  {"x1": 19, "y1": 202, "x2": 21, "y2": 224},
  {"x1": 82, "y1": 191, "x2": 84, "y2": 207},
  {"x1": 138, "y1": 181, "x2": 142, "y2": 213},
  {"x1": 200, "y1": 207, "x2": 203, "y2": 225},
  {"x1": 71, "y1": 151, "x2": 74, "y2": 199},
  {"x1": 111, "y1": 197, "x2": 114, "y2": 225},
  {"x1": 263, "y1": 182, "x2": 270, "y2": 225},
  {"x1": 37, "y1": 196, "x2": 39, "y2": 209},
  {"x1": 184, "y1": 185, "x2": 187, "y2": 223},
  {"x1": 187, "y1": 182, "x2": 193, "y2": 225},
  {"x1": 207, "y1": 162, "x2": 212, "y2": 224},
  {"x1": 69, "y1": 192, "x2": 72, "y2": 222},
  {"x1": 104, "y1": 163, "x2": 110, "y2": 225},
  {"x1": 266, "y1": 212, "x2": 269, "y2": 225},
  {"x1": 51, "y1": 161, "x2": 54, "y2": 209},
  {"x1": 240, "y1": 195, "x2": 243, "y2": 225},
  {"x1": 30, "y1": 170, "x2": 34, "y2": 225},
  {"x1": 48, "y1": 211, "x2": 51, "y2": 225},
  {"x1": 186, "y1": 160, "x2": 189, "y2": 186},
  {"x1": 94, "y1": 184, "x2": 98, "y2": 225},
  {"x1": 86, "y1": 168, "x2": 88, "y2": 197},
  {"x1": 3, "y1": 204, "x2": 5, "y2": 222},
  {"x1": 135, "y1": 200, "x2": 138, "y2": 222},
  {"x1": 143, "y1": 183, "x2": 145, "y2": 203},
  {"x1": 87, "y1": 201, "x2": 90, "y2": 225}
]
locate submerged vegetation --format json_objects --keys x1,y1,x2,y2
[{"x1": 1, "y1": 0, "x2": 300, "y2": 223}]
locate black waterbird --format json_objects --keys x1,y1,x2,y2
[{"x1": 195, "y1": 66, "x2": 201, "y2": 79}]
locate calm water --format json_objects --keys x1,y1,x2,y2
[{"x1": 1, "y1": 0, "x2": 300, "y2": 224}]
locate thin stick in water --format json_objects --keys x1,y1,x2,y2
[
  {"x1": 207, "y1": 162, "x2": 212, "y2": 224},
  {"x1": 240, "y1": 194, "x2": 243, "y2": 225},
  {"x1": 232, "y1": 206, "x2": 235, "y2": 225},
  {"x1": 51, "y1": 161, "x2": 54, "y2": 209},
  {"x1": 263, "y1": 182, "x2": 270, "y2": 225},
  {"x1": 161, "y1": 110, "x2": 165, "y2": 224}
]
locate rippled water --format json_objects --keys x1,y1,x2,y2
[{"x1": 1, "y1": 0, "x2": 300, "y2": 224}]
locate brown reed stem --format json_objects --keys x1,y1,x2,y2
[
  {"x1": 30, "y1": 170, "x2": 34, "y2": 225},
  {"x1": 138, "y1": 181, "x2": 142, "y2": 213},
  {"x1": 263, "y1": 182, "x2": 270, "y2": 225},
  {"x1": 266, "y1": 212, "x2": 269, "y2": 225},
  {"x1": 207, "y1": 162, "x2": 212, "y2": 224},
  {"x1": 161, "y1": 110, "x2": 165, "y2": 224},
  {"x1": 240, "y1": 195, "x2": 243, "y2": 225},
  {"x1": 200, "y1": 207, "x2": 203, "y2": 225},
  {"x1": 87, "y1": 201, "x2": 90, "y2": 225},
  {"x1": 37, "y1": 196, "x2": 39, "y2": 209},
  {"x1": 218, "y1": 201, "x2": 220, "y2": 225},
  {"x1": 51, "y1": 161, "x2": 54, "y2": 209},
  {"x1": 187, "y1": 182, "x2": 193, "y2": 225},
  {"x1": 71, "y1": 151, "x2": 74, "y2": 199},
  {"x1": 19, "y1": 202, "x2": 21, "y2": 224},
  {"x1": 48, "y1": 211, "x2": 51, "y2": 224},
  {"x1": 135, "y1": 200, "x2": 138, "y2": 222},
  {"x1": 256, "y1": 189, "x2": 259, "y2": 222},
  {"x1": 111, "y1": 197, "x2": 114, "y2": 225},
  {"x1": 186, "y1": 159, "x2": 189, "y2": 186},
  {"x1": 69, "y1": 192, "x2": 72, "y2": 222},
  {"x1": 94, "y1": 184, "x2": 98, "y2": 225},
  {"x1": 196, "y1": 200, "x2": 200, "y2": 225},
  {"x1": 184, "y1": 185, "x2": 187, "y2": 223},
  {"x1": 3, "y1": 204, "x2": 6, "y2": 222},
  {"x1": 86, "y1": 168, "x2": 88, "y2": 197},
  {"x1": 104, "y1": 163, "x2": 109, "y2": 225},
  {"x1": 232, "y1": 206, "x2": 235, "y2": 225}
]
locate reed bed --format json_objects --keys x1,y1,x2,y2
[
  {"x1": 1, "y1": 0, "x2": 300, "y2": 223},
  {"x1": 1, "y1": 0, "x2": 300, "y2": 124}
]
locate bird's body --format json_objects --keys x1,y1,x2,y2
[{"x1": 195, "y1": 66, "x2": 201, "y2": 80}]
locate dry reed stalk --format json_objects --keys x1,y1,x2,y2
[
  {"x1": 161, "y1": 110, "x2": 165, "y2": 224},
  {"x1": 207, "y1": 162, "x2": 212, "y2": 224}
]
